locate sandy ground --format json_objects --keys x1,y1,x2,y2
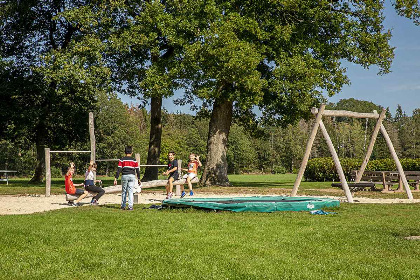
[{"x1": 1, "y1": 192, "x2": 420, "y2": 215}]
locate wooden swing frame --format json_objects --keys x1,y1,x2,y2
[{"x1": 291, "y1": 104, "x2": 413, "y2": 203}]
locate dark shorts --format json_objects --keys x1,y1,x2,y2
[
  {"x1": 75, "y1": 188, "x2": 85, "y2": 195},
  {"x1": 168, "y1": 173, "x2": 179, "y2": 181}
]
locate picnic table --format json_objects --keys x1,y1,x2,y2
[
  {"x1": 359, "y1": 171, "x2": 420, "y2": 192},
  {"x1": 332, "y1": 170, "x2": 420, "y2": 192},
  {"x1": 0, "y1": 170, "x2": 17, "y2": 185}
]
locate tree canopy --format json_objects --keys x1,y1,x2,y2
[{"x1": 1, "y1": 0, "x2": 419, "y2": 184}]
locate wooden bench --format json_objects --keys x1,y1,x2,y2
[
  {"x1": 359, "y1": 171, "x2": 398, "y2": 192},
  {"x1": 399, "y1": 171, "x2": 420, "y2": 191},
  {"x1": 364, "y1": 171, "x2": 420, "y2": 192},
  {"x1": 331, "y1": 170, "x2": 420, "y2": 192}
]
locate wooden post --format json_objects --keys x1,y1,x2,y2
[
  {"x1": 89, "y1": 112, "x2": 95, "y2": 162},
  {"x1": 45, "y1": 148, "x2": 51, "y2": 197},
  {"x1": 319, "y1": 120, "x2": 353, "y2": 203},
  {"x1": 380, "y1": 124, "x2": 413, "y2": 200},
  {"x1": 89, "y1": 112, "x2": 96, "y2": 182},
  {"x1": 398, "y1": 176, "x2": 403, "y2": 192},
  {"x1": 356, "y1": 109, "x2": 386, "y2": 182},
  {"x1": 175, "y1": 160, "x2": 182, "y2": 196},
  {"x1": 135, "y1": 153, "x2": 140, "y2": 166},
  {"x1": 291, "y1": 104, "x2": 325, "y2": 197},
  {"x1": 381, "y1": 172, "x2": 389, "y2": 192},
  {"x1": 134, "y1": 153, "x2": 141, "y2": 204}
]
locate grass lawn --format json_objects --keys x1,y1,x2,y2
[
  {"x1": 1, "y1": 203, "x2": 420, "y2": 279},
  {"x1": 1, "y1": 174, "x2": 420, "y2": 278}
]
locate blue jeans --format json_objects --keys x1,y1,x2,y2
[{"x1": 121, "y1": 174, "x2": 136, "y2": 208}]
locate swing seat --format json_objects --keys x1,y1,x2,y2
[{"x1": 331, "y1": 182, "x2": 376, "y2": 192}]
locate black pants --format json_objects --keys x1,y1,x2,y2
[{"x1": 85, "y1": 185, "x2": 105, "y2": 201}]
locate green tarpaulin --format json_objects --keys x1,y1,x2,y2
[{"x1": 162, "y1": 196, "x2": 340, "y2": 212}]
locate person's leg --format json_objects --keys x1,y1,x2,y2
[
  {"x1": 180, "y1": 174, "x2": 189, "y2": 197},
  {"x1": 84, "y1": 185, "x2": 97, "y2": 204},
  {"x1": 165, "y1": 182, "x2": 170, "y2": 196},
  {"x1": 85, "y1": 185, "x2": 105, "y2": 202},
  {"x1": 188, "y1": 173, "x2": 196, "y2": 195},
  {"x1": 121, "y1": 175, "x2": 128, "y2": 208},
  {"x1": 168, "y1": 177, "x2": 174, "y2": 194},
  {"x1": 94, "y1": 186, "x2": 105, "y2": 201},
  {"x1": 75, "y1": 190, "x2": 88, "y2": 204},
  {"x1": 187, "y1": 176, "x2": 192, "y2": 191},
  {"x1": 127, "y1": 175, "x2": 135, "y2": 209}
]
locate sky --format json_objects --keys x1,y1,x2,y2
[
  {"x1": 328, "y1": 4, "x2": 420, "y2": 116},
  {"x1": 120, "y1": 3, "x2": 420, "y2": 117}
]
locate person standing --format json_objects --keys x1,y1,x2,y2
[{"x1": 114, "y1": 146, "x2": 141, "y2": 210}]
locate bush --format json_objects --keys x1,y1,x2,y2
[
  {"x1": 271, "y1": 165, "x2": 288, "y2": 174},
  {"x1": 51, "y1": 166, "x2": 63, "y2": 178},
  {"x1": 304, "y1": 157, "x2": 420, "y2": 181}
]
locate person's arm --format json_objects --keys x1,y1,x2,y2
[
  {"x1": 114, "y1": 159, "x2": 122, "y2": 185},
  {"x1": 163, "y1": 167, "x2": 177, "y2": 175},
  {"x1": 196, "y1": 156, "x2": 202, "y2": 167},
  {"x1": 163, "y1": 162, "x2": 178, "y2": 176},
  {"x1": 135, "y1": 160, "x2": 141, "y2": 180}
]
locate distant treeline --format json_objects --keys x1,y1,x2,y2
[{"x1": 1, "y1": 97, "x2": 419, "y2": 177}]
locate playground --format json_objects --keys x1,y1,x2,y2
[{"x1": 2, "y1": 173, "x2": 420, "y2": 216}]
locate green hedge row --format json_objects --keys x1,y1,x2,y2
[{"x1": 304, "y1": 157, "x2": 420, "y2": 181}]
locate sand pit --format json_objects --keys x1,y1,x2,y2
[{"x1": 0, "y1": 193, "x2": 419, "y2": 215}]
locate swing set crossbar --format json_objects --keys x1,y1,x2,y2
[
  {"x1": 50, "y1": 150, "x2": 91, "y2": 153},
  {"x1": 311, "y1": 108, "x2": 379, "y2": 119}
]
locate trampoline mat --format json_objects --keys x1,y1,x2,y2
[{"x1": 162, "y1": 196, "x2": 340, "y2": 212}]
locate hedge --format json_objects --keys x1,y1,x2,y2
[{"x1": 304, "y1": 157, "x2": 420, "y2": 181}]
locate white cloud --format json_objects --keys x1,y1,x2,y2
[{"x1": 386, "y1": 84, "x2": 420, "y2": 92}]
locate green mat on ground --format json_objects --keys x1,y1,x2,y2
[{"x1": 162, "y1": 196, "x2": 340, "y2": 212}]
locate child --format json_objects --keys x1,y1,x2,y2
[
  {"x1": 65, "y1": 162, "x2": 89, "y2": 206},
  {"x1": 114, "y1": 146, "x2": 141, "y2": 210},
  {"x1": 84, "y1": 161, "x2": 105, "y2": 205},
  {"x1": 180, "y1": 154, "x2": 202, "y2": 198},
  {"x1": 163, "y1": 151, "x2": 179, "y2": 199}
]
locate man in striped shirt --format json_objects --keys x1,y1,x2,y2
[{"x1": 114, "y1": 146, "x2": 141, "y2": 210}]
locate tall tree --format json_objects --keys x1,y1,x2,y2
[
  {"x1": 58, "y1": 0, "x2": 190, "y2": 181},
  {"x1": 0, "y1": 0, "x2": 102, "y2": 182},
  {"x1": 178, "y1": 0, "x2": 419, "y2": 186},
  {"x1": 40, "y1": 0, "x2": 420, "y2": 186}
]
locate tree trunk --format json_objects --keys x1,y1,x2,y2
[
  {"x1": 30, "y1": 129, "x2": 46, "y2": 183},
  {"x1": 200, "y1": 98, "x2": 233, "y2": 186},
  {"x1": 142, "y1": 96, "x2": 163, "y2": 181}
]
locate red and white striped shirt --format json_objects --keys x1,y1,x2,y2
[{"x1": 115, "y1": 156, "x2": 140, "y2": 179}]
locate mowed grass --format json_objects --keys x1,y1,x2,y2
[
  {"x1": 1, "y1": 174, "x2": 420, "y2": 278},
  {"x1": 1, "y1": 204, "x2": 420, "y2": 279}
]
